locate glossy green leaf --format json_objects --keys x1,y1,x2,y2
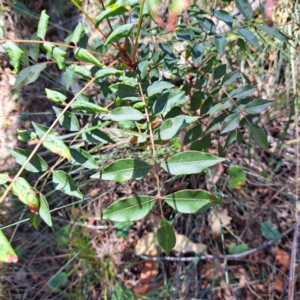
[
  {"x1": 161, "y1": 151, "x2": 225, "y2": 175},
  {"x1": 71, "y1": 64, "x2": 91, "y2": 78},
  {"x1": 260, "y1": 221, "x2": 281, "y2": 240},
  {"x1": 0, "y1": 174, "x2": 9, "y2": 185},
  {"x1": 157, "y1": 218, "x2": 176, "y2": 255},
  {"x1": 237, "y1": 29, "x2": 262, "y2": 50},
  {"x1": 37, "y1": 10, "x2": 49, "y2": 40},
  {"x1": 52, "y1": 106, "x2": 80, "y2": 131},
  {"x1": 91, "y1": 159, "x2": 152, "y2": 182},
  {"x1": 70, "y1": 148, "x2": 98, "y2": 169},
  {"x1": 151, "y1": 91, "x2": 186, "y2": 116},
  {"x1": 228, "y1": 165, "x2": 246, "y2": 189},
  {"x1": 212, "y1": 10, "x2": 233, "y2": 27},
  {"x1": 220, "y1": 112, "x2": 240, "y2": 134},
  {"x1": 183, "y1": 124, "x2": 202, "y2": 145},
  {"x1": 235, "y1": 0, "x2": 252, "y2": 20},
  {"x1": 11, "y1": 177, "x2": 39, "y2": 213},
  {"x1": 2, "y1": 41, "x2": 24, "y2": 73},
  {"x1": 95, "y1": 5, "x2": 128, "y2": 27},
  {"x1": 190, "y1": 44, "x2": 205, "y2": 67},
  {"x1": 230, "y1": 85, "x2": 257, "y2": 99},
  {"x1": 52, "y1": 170, "x2": 83, "y2": 199},
  {"x1": 157, "y1": 116, "x2": 198, "y2": 140},
  {"x1": 137, "y1": 60, "x2": 148, "y2": 80},
  {"x1": 104, "y1": 23, "x2": 135, "y2": 46},
  {"x1": 214, "y1": 36, "x2": 227, "y2": 55},
  {"x1": 249, "y1": 123, "x2": 268, "y2": 150},
  {"x1": 228, "y1": 243, "x2": 249, "y2": 254},
  {"x1": 114, "y1": 221, "x2": 133, "y2": 238},
  {"x1": 39, "y1": 193, "x2": 52, "y2": 227},
  {"x1": 190, "y1": 134, "x2": 211, "y2": 152},
  {"x1": 82, "y1": 129, "x2": 115, "y2": 144},
  {"x1": 176, "y1": 29, "x2": 194, "y2": 41},
  {"x1": 164, "y1": 189, "x2": 223, "y2": 213},
  {"x1": 95, "y1": 68, "x2": 123, "y2": 79},
  {"x1": 64, "y1": 66, "x2": 75, "y2": 90},
  {"x1": 256, "y1": 25, "x2": 289, "y2": 43},
  {"x1": 45, "y1": 88, "x2": 66, "y2": 105},
  {"x1": 100, "y1": 196, "x2": 155, "y2": 221},
  {"x1": 221, "y1": 71, "x2": 239, "y2": 86},
  {"x1": 29, "y1": 34, "x2": 40, "y2": 61},
  {"x1": 71, "y1": 100, "x2": 108, "y2": 113},
  {"x1": 13, "y1": 63, "x2": 47, "y2": 89},
  {"x1": 74, "y1": 48, "x2": 104, "y2": 68},
  {"x1": 109, "y1": 83, "x2": 139, "y2": 100},
  {"x1": 43, "y1": 43, "x2": 67, "y2": 71},
  {"x1": 244, "y1": 99, "x2": 273, "y2": 114},
  {"x1": 6, "y1": 147, "x2": 48, "y2": 173},
  {"x1": 70, "y1": 21, "x2": 85, "y2": 45},
  {"x1": 0, "y1": 230, "x2": 18, "y2": 263},
  {"x1": 197, "y1": 17, "x2": 216, "y2": 33},
  {"x1": 17, "y1": 129, "x2": 37, "y2": 143},
  {"x1": 32, "y1": 122, "x2": 72, "y2": 162},
  {"x1": 213, "y1": 64, "x2": 227, "y2": 80},
  {"x1": 147, "y1": 81, "x2": 175, "y2": 97},
  {"x1": 106, "y1": 107, "x2": 145, "y2": 121}
]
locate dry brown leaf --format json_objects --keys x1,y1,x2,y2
[
  {"x1": 174, "y1": 233, "x2": 207, "y2": 254},
  {"x1": 201, "y1": 263, "x2": 222, "y2": 280},
  {"x1": 237, "y1": 268, "x2": 247, "y2": 289},
  {"x1": 275, "y1": 249, "x2": 290, "y2": 271},
  {"x1": 211, "y1": 208, "x2": 232, "y2": 236},
  {"x1": 206, "y1": 162, "x2": 224, "y2": 192},
  {"x1": 132, "y1": 280, "x2": 164, "y2": 295},
  {"x1": 134, "y1": 233, "x2": 157, "y2": 255},
  {"x1": 220, "y1": 280, "x2": 234, "y2": 300},
  {"x1": 140, "y1": 249, "x2": 158, "y2": 283}
]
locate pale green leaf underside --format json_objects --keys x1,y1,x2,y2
[
  {"x1": 164, "y1": 189, "x2": 223, "y2": 213},
  {"x1": 161, "y1": 151, "x2": 225, "y2": 175},
  {"x1": 39, "y1": 194, "x2": 52, "y2": 227},
  {"x1": 100, "y1": 196, "x2": 155, "y2": 221}
]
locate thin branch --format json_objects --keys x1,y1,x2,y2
[{"x1": 139, "y1": 226, "x2": 294, "y2": 262}]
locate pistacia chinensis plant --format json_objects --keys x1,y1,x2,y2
[{"x1": 0, "y1": 0, "x2": 288, "y2": 261}]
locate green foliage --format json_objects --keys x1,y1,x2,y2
[{"x1": 0, "y1": 0, "x2": 283, "y2": 259}]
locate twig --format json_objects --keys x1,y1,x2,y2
[{"x1": 139, "y1": 226, "x2": 294, "y2": 262}]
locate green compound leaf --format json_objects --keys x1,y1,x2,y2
[
  {"x1": 52, "y1": 170, "x2": 83, "y2": 199},
  {"x1": 151, "y1": 90, "x2": 186, "y2": 116},
  {"x1": 32, "y1": 122, "x2": 72, "y2": 162},
  {"x1": 71, "y1": 100, "x2": 108, "y2": 113},
  {"x1": 106, "y1": 107, "x2": 145, "y2": 121},
  {"x1": 214, "y1": 36, "x2": 227, "y2": 55},
  {"x1": 109, "y1": 83, "x2": 139, "y2": 100},
  {"x1": 95, "y1": 68, "x2": 123, "y2": 79},
  {"x1": 230, "y1": 85, "x2": 257, "y2": 99},
  {"x1": 249, "y1": 123, "x2": 268, "y2": 150},
  {"x1": 244, "y1": 99, "x2": 273, "y2": 114},
  {"x1": 74, "y1": 48, "x2": 104, "y2": 68},
  {"x1": 147, "y1": 81, "x2": 175, "y2": 97},
  {"x1": 260, "y1": 221, "x2": 281, "y2": 240},
  {"x1": 14, "y1": 63, "x2": 47, "y2": 89},
  {"x1": 0, "y1": 230, "x2": 18, "y2": 263},
  {"x1": 91, "y1": 159, "x2": 152, "y2": 182},
  {"x1": 212, "y1": 9, "x2": 233, "y2": 27},
  {"x1": 235, "y1": 0, "x2": 253, "y2": 20},
  {"x1": 0, "y1": 174, "x2": 9, "y2": 185},
  {"x1": 104, "y1": 23, "x2": 136, "y2": 46},
  {"x1": 37, "y1": 10, "x2": 50, "y2": 40},
  {"x1": 220, "y1": 112, "x2": 240, "y2": 134},
  {"x1": 161, "y1": 151, "x2": 225, "y2": 175},
  {"x1": 70, "y1": 21, "x2": 85, "y2": 45},
  {"x1": 39, "y1": 193, "x2": 52, "y2": 227},
  {"x1": 228, "y1": 243, "x2": 249, "y2": 255},
  {"x1": 164, "y1": 190, "x2": 223, "y2": 214},
  {"x1": 45, "y1": 88, "x2": 67, "y2": 105},
  {"x1": 6, "y1": 147, "x2": 48, "y2": 173},
  {"x1": 70, "y1": 148, "x2": 98, "y2": 169},
  {"x1": 2, "y1": 41, "x2": 24, "y2": 73},
  {"x1": 237, "y1": 29, "x2": 262, "y2": 50},
  {"x1": 157, "y1": 116, "x2": 198, "y2": 140},
  {"x1": 157, "y1": 218, "x2": 176, "y2": 255},
  {"x1": 11, "y1": 177, "x2": 40, "y2": 213},
  {"x1": 43, "y1": 43, "x2": 67, "y2": 71},
  {"x1": 100, "y1": 196, "x2": 155, "y2": 221},
  {"x1": 53, "y1": 106, "x2": 80, "y2": 131},
  {"x1": 256, "y1": 25, "x2": 289, "y2": 43}
]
